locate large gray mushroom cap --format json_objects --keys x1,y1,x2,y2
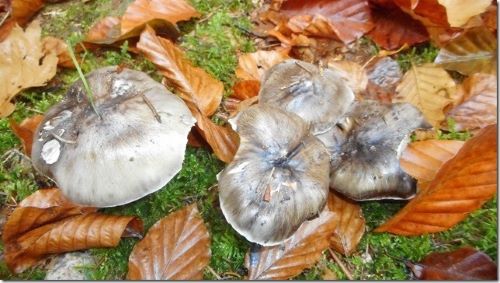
[
  {"x1": 218, "y1": 104, "x2": 330, "y2": 246},
  {"x1": 31, "y1": 66, "x2": 195, "y2": 207},
  {"x1": 329, "y1": 100, "x2": 431, "y2": 201},
  {"x1": 258, "y1": 59, "x2": 354, "y2": 136}
]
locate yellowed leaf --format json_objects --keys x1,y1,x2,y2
[
  {"x1": 437, "y1": 0, "x2": 491, "y2": 27},
  {"x1": 235, "y1": 49, "x2": 290, "y2": 81},
  {"x1": 394, "y1": 64, "x2": 456, "y2": 127},
  {"x1": 0, "y1": 21, "x2": 58, "y2": 117}
]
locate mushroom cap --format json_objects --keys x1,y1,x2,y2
[
  {"x1": 329, "y1": 100, "x2": 431, "y2": 201},
  {"x1": 31, "y1": 66, "x2": 196, "y2": 207},
  {"x1": 218, "y1": 104, "x2": 330, "y2": 246},
  {"x1": 258, "y1": 59, "x2": 354, "y2": 135}
]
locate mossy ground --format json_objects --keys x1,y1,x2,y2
[{"x1": 0, "y1": 0, "x2": 497, "y2": 280}]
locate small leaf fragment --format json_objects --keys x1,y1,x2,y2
[
  {"x1": 235, "y1": 49, "x2": 290, "y2": 81},
  {"x1": 9, "y1": 114, "x2": 44, "y2": 156},
  {"x1": 127, "y1": 204, "x2": 210, "y2": 280}
]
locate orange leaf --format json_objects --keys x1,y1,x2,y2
[
  {"x1": 445, "y1": 73, "x2": 497, "y2": 132},
  {"x1": 235, "y1": 49, "x2": 290, "y2": 81},
  {"x1": 400, "y1": 140, "x2": 464, "y2": 189},
  {"x1": 367, "y1": 1, "x2": 429, "y2": 50},
  {"x1": 127, "y1": 204, "x2": 210, "y2": 280},
  {"x1": 393, "y1": 0, "x2": 449, "y2": 27},
  {"x1": 137, "y1": 25, "x2": 223, "y2": 117},
  {"x1": 279, "y1": 0, "x2": 374, "y2": 44},
  {"x1": 245, "y1": 210, "x2": 337, "y2": 280},
  {"x1": 2, "y1": 189, "x2": 142, "y2": 273},
  {"x1": 9, "y1": 114, "x2": 44, "y2": 156},
  {"x1": 41, "y1": 36, "x2": 74, "y2": 68},
  {"x1": 376, "y1": 125, "x2": 497, "y2": 235},
  {"x1": 0, "y1": 0, "x2": 43, "y2": 41},
  {"x1": 120, "y1": 0, "x2": 200, "y2": 35},
  {"x1": 231, "y1": 80, "x2": 260, "y2": 100},
  {"x1": 327, "y1": 192, "x2": 365, "y2": 256},
  {"x1": 407, "y1": 246, "x2": 497, "y2": 280}
]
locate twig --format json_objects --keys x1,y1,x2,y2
[
  {"x1": 328, "y1": 248, "x2": 354, "y2": 280},
  {"x1": 141, "y1": 94, "x2": 162, "y2": 123},
  {"x1": 0, "y1": 10, "x2": 10, "y2": 27},
  {"x1": 206, "y1": 265, "x2": 222, "y2": 280},
  {"x1": 51, "y1": 132, "x2": 77, "y2": 144}
]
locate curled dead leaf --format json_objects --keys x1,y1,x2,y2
[
  {"x1": 445, "y1": 73, "x2": 497, "y2": 132},
  {"x1": 407, "y1": 246, "x2": 497, "y2": 280},
  {"x1": 245, "y1": 210, "x2": 337, "y2": 280},
  {"x1": 127, "y1": 204, "x2": 210, "y2": 280},
  {"x1": 0, "y1": 0, "x2": 43, "y2": 42},
  {"x1": 9, "y1": 114, "x2": 44, "y2": 156},
  {"x1": 41, "y1": 36, "x2": 74, "y2": 68},
  {"x1": 0, "y1": 21, "x2": 58, "y2": 117},
  {"x1": 235, "y1": 49, "x2": 290, "y2": 81},
  {"x1": 394, "y1": 64, "x2": 457, "y2": 127},
  {"x1": 376, "y1": 125, "x2": 497, "y2": 235},
  {"x1": 327, "y1": 191, "x2": 365, "y2": 256},
  {"x1": 2, "y1": 189, "x2": 142, "y2": 273},
  {"x1": 437, "y1": 0, "x2": 491, "y2": 27}
]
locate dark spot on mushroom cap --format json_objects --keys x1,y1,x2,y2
[
  {"x1": 218, "y1": 104, "x2": 330, "y2": 246},
  {"x1": 31, "y1": 66, "x2": 195, "y2": 207},
  {"x1": 258, "y1": 59, "x2": 354, "y2": 136},
  {"x1": 329, "y1": 100, "x2": 431, "y2": 201}
]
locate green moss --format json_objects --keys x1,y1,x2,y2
[{"x1": 395, "y1": 44, "x2": 439, "y2": 72}]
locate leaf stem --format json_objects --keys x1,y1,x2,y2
[{"x1": 66, "y1": 41, "x2": 101, "y2": 119}]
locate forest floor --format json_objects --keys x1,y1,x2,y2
[{"x1": 0, "y1": 0, "x2": 497, "y2": 280}]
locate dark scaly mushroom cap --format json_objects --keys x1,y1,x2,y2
[
  {"x1": 218, "y1": 104, "x2": 330, "y2": 246},
  {"x1": 258, "y1": 59, "x2": 354, "y2": 136},
  {"x1": 329, "y1": 100, "x2": 431, "y2": 201},
  {"x1": 31, "y1": 66, "x2": 195, "y2": 207}
]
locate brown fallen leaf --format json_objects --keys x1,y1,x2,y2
[
  {"x1": 0, "y1": 21, "x2": 58, "y2": 117},
  {"x1": 393, "y1": 0, "x2": 449, "y2": 27},
  {"x1": 407, "y1": 246, "x2": 497, "y2": 280},
  {"x1": 434, "y1": 27, "x2": 497, "y2": 75},
  {"x1": 367, "y1": 0, "x2": 429, "y2": 50},
  {"x1": 482, "y1": 4, "x2": 497, "y2": 32},
  {"x1": 394, "y1": 64, "x2": 457, "y2": 127},
  {"x1": 231, "y1": 80, "x2": 260, "y2": 101},
  {"x1": 400, "y1": 139, "x2": 464, "y2": 189},
  {"x1": 364, "y1": 56, "x2": 402, "y2": 103},
  {"x1": 41, "y1": 36, "x2": 74, "y2": 68},
  {"x1": 127, "y1": 204, "x2": 210, "y2": 280},
  {"x1": 376, "y1": 124, "x2": 497, "y2": 235},
  {"x1": 279, "y1": 0, "x2": 374, "y2": 44},
  {"x1": 137, "y1": 25, "x2": 223, "y2": 116},
  {"x1": 245, "y1": 210, "x2": 337, "y2": 280},
  {"x1": 137, "y1": 26, "x2": 238, "y2": 162},
  {"x1": 2, "y1": 188, "x2": 143, "y2": 273},
  {"x1": 9, "y1": 114, "x2": 44, "y2": 156},
  {"x1": 327, "y1": 191, "x2": 365, "y2": 256},
  {"x1": 0, "y1": 0, "x2": 43, "y2": 42},
  {"x1": 445, "y1": 73, "x2": 497, "y2": 132},
  {"x1": 120, "y1": 0, "x2": 200, "y2": 35},
  {"x1": 437, "y1": 0, "x2": 491, "y2": 27},
  {"x1": 235, "y1": 49, "x2": 290, "y2": 81}
]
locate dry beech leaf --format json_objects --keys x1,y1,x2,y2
[
  {"x1": 400, "y1": 140, "x2": 464, "y2": 188},
  {"x1": 137, "y1": 25, "x2": 223, "y2": 116},
  {"x1": 376, "y1": 125, "x2": 497, "y2": 235},
  {"x1": 120, "y1": 0, "x2": 200, "y2": 35},
  {"x1": 2, "y1": 188, "x2": 142, "y2": 273},
  {"x1": 327, "y1": 191, "x2": 365, "y2": 256},
  {"x1": 407, "y1": 246, "x2": 497, "y2": 280},
  {"x1": 445, "y1": 73, "x2": 497, "y2": 132},
  {"x1": 42, "y1": 36, "x2": 74, "y2": 68},
  {"x1": 0, "y1": 0, "x2": 44, "y2": 41},
  {"x1": 245, "y1": 210, "x2": 337, "y2": 280},
  {"x1": 393, "y1": 0, "x2": 448, "y2": 27},
  {"x1": 0, "y1": 21, "x2": 58, "y2": 117},
  {"x1": 367, "y1": 0, "x2": 428, "y2": 50},
  {"x1": 235, "y1": 49, "x2": 290, "y2": 81},
  {"x1": 326, "y1": 60, "x2": 368, "y2": 96},
  {"x1": 482, "y1": 5, "x2": 497, "y2": 32},
  {"x1": 394, "y1": 64, "x2": 456, "y2": 127},
  {"x1": 279, "y1": 0, "x2": 374, "y2": 44},
  {"x1": 127, "y1": 204, "x2": 210, "y2": 280},
  {"x1": 437, "y1": 0, "x2": 491, "y2": 27},
  {"x1": 434, "y1": 27, "x2": 497, "y2": 75},
  {"x1": 231, "y1": 80, "x2": 260, "y2": 100},
  {"x1": 137, "y1": 26, "x2": 238, "y2": 162},
  {"x1": 9, "y1": 114, "x2": 44, "y2": 156}
]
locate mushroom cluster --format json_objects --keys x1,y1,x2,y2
[
  {"x1": 219, "y1": 59, "x2": 431, "y2": 245},
  {"x1": 32, "y1": 66, "x2": 195, "y2": 207}
]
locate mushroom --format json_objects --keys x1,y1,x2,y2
[
  {"x1": 328, "y1": 100, "x2": 431, "y2": 201},
  {"x1": 258, "y1": 59, "x2": 354, "y2": 138},
  {"x1": 31, "y1": 66, "x2": 196, "y2": 207},
  {"x1": 218, "y1": 104, "x2": 330, "y2": 246}
]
